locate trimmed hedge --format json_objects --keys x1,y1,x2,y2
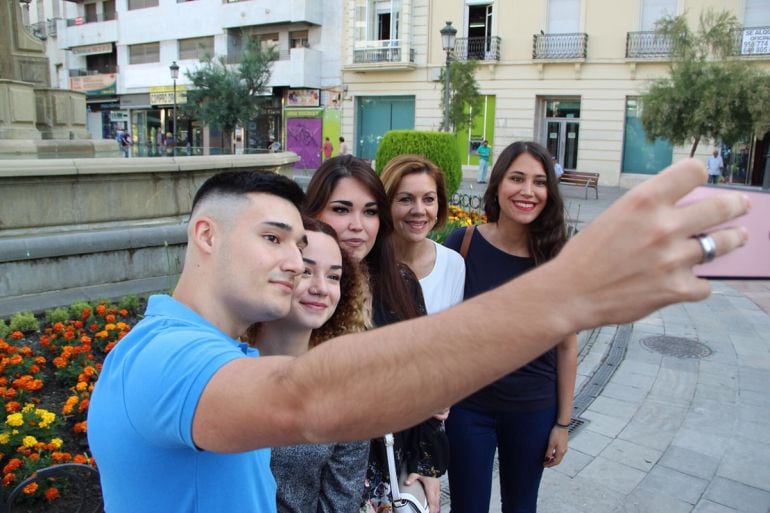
[{"x1": 374, "y1": 130, "x2": 463, "y2": 196}]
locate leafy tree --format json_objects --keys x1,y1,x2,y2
[
  {"x1": 439, "y1": 59, "x2": 483, "y2": 132},
  {"x1": 640, "y1": 9, "x2": 770, "y2": 156},
  {"x1": 184, "y1": 39, "x2": 277, "y2": 148}
]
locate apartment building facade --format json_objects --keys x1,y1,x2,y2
[
  {"x1": 340, "y1": 0, "x2": 770, "y2": 186},
  {"x1": 27, "y1": 0, "x2": 344, "y2": 166}
]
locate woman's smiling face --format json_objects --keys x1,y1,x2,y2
[
  {"x1": 390, "y1": 172, "x2": 439, "y2": 244},
  {"x1": 496, "y1": 152, "x2": 548, "y2": 225}
]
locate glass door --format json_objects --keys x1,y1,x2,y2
[{"x1": 543, "y1": 98, "x2": 580, "y2": 170}]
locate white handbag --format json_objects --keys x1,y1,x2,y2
[{"x1": 384, "y1": 433, "x2": 429, "y2": 513}]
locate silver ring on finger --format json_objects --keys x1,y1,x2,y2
[{"x1": 694, "y1": 233, "x2": 717, "y2": 264}]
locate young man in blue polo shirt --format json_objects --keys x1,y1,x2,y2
[{"x1": 88, "y1": 162, "x2": 747, "y2": 512}]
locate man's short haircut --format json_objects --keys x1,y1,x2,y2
[{"x1": 191, "y1": 171, "x2": 305, "y2": 215}]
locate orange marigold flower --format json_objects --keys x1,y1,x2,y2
[
  {"x1": 2, "y1": 473, "x2": 15, "y2": 486},
  {"x1": 119, "y1": 309, "x2": 128, "y2": 316},
  {"x1": 74, "y1": 320, "x2": 84, "y2": 329},
  {"x1": 10, "y1": 331, "x2": 23, "y2": 340},
  {"x1": 8, "y1": 355, "x2": 22, "y2": 365},
  {"x1": 62, "y1": 331, "x2": 75, "y2": 341},
  {"x1": 22, "y1": 482, "x2": 38, "y2": 495},
  {"x1": 45, "y1": 487, "x2": 59, "y2": 501},
  {"x1": 0, "y1": 341, "x2": 8, "y2": 351},
  {"x1": 89, "y1": 322, "x2": 99, "y2": 332},
  {"x1": 52, "y1": 451, "x2": 71, "y2": 463},
  {"x1": 80, "y1": 335, "x2": 92, "y2": 345},
  {"x1": 78, "y1": 399, "x2": 90, "y2": 413},
  {"x1": 104, "y1": 342, "x2": 117, "y2": 353},
  {"x1": 34, "y1": 356, "x2": 45, "y2": 365},
  {"x1": 80, "y1": 308, "x2": 91, "y2": 320},
  {"x1": 105, "y1": 314, "x2": 116, "y2": 323},
  {"x1": 52, "y1": 357, "x2": 68, "y2": 369},
  {"x1": 83, "y1": 366, "x2": 96, "y2": 377},
  {"x1": 3, "y1": 458, "x2": 22, "y2": 473},
  {"x1": 95, "y1": 330, "x2": 108, "y2": 339},
  {"x1": 95, "y1": 304, "x2": 106, "y2": 316},
  {"x1": 73, "y1": 421, "x2": 87, "y2": 433},
  {"x1": 28, "y1": 453, "x2": 40, "y2": 461},
  {"x1": 0, "y1": 377, "x2": 6, "y2": 386},
  {"x1": 2, "y1": 388, "x2": 16, "y2": 399},
  {"x1": 72, "y1": 454, "x2": 87, "y2": 464},
  {"x1": 52, "y1": 322, "x2": 64, "y2": 333},
  {"x1": 5, "y1": 401, "x2": 20, "y2": 413}
]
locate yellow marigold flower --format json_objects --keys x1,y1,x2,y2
[
  {"x1": 21, "y1": 403, "x2": 34, "y2": 413},
  {"x1": 104, "y1": 323, "x2": 116, "y2": 331},
  {"x1": 75, "y1": 382, "x2": 87, "y2": 392},
  {"x1": 22, "y1": 435, "x2": 37, "y2": 448},
  {"x1": 0, "y1": 433, "x2": 9, "y2": 444},
  {"x1": 6, "y1": 413, "x2": 23, "y2": 428},
  {"x1": 49, "y1": 438, "x2": 63, "y2": 449}
]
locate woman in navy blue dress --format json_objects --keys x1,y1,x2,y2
[{"x1": 445, "y1": 141, "x2": 578, "y2": 513}]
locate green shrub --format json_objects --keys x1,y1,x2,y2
[
  {"x1": 8, "y1": 311, "x2": 39, "y2": 333},
  {"x1": 0, "y1": 319, "x2": 9, "y2": 339},
  {"x1": 118, "y1": 294, "x2": 142, "y2": 315},
  {"x1": 45, "y1": 307, "x2": 70, "y2": 325},
  {"x1": 374, "y1": 130, "x2": 463, "y2": 196},
  {"x1": 69, "y1": 301, "x2": 93, "y2": 320}
]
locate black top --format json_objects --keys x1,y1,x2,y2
[
  {"x1": 364, "y1": 264, "x2": 449, "y2": 503},
  {"x1": 445, "y1": 227, "x2": 557, "y2": 413}
]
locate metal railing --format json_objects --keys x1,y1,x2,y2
[
  {"x1": 532, "y1": 32, "x2": 588, "y2": 59},
  {"x1": 69, "y1": 65, "x2": 118, "y2": 77},
  {"x1": 28, "y1": 19, "x2": 58, "y2": 40},
  {"x1": 353, "y1": 40, "x2": 415, "y2": 64},
  {"x1": 625, "y1": 31, "x2": 673, "y2": 58},
  {"x1": 454, "y1": 36, "x2": 501, "y2": 61},
  {"x1": 66, "y1": 12, "x2": 117, "y2": 26},
  {"x1": 627, "y1": 26, "x2": 770, "y2": 59}
]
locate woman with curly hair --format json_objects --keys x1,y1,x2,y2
[
  {"x1": 444, "y1": 141, "x2": 578, "y2": 513},
  {"x1": 247, "y1": 217, "x2": 368, "y2": 513},
  {"x1": 304, "y1": 155, "x2": 448, "y2": 513}
]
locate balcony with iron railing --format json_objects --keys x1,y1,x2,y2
[
  {"x1": 28, "y1": 19, "x2": 58, "y2": 40},
  {"x1": 65, "y1": 12, "x2": 117, "y2": 26},
  {"x1": 346, "y1": 39, "x2": 416, "y2": 71},
  {"x1": 627, "y1": 26, "x2": 770, "y2": 59},
  {"x1": 533, "y1": 33, "x2": 588, "y2": 60},
  {"x1": 625, "y1": 31, "x2": 673, "y2": 59},
  {"x1": 58, "y1": 14, "x2": 118, "y2": 50},
  {"x1": 454, "y1": 36, "x2": 501, "y2": 61}
]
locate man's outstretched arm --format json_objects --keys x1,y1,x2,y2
[{"x1": 192, "y1": 158, "x2": 749, "y2": 452}]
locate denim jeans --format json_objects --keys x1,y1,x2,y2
[
  {"x1": 477, "y1": 159, "x2": 490, "y2": 182},
  {"x1": 445, "y1": 404, "x2": 556, "y2": 513}
]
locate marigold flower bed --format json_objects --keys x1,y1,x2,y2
[{"x1": 0, "y1": 300, "x2": 142, "y2": 509}]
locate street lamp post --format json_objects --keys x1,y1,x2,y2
[
  {"x1": 440, "y1": 21, "x2": 457, "y2": 132},
  {"x1": 169, "y1": 61, "x2": 179, "y2": 154}
]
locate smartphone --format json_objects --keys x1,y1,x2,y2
[{"x1": 677, "y1": 186, "x2": 770, "y2": 279}]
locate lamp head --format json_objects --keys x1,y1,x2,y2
[
  {"x1": 440, "y1": 21, "x2": 457, "y2": 52},
  {"x1": 169, "y1": 61, "x2": 180, "y2": 80}
]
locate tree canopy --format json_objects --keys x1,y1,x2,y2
[
  {"x1": 184, "y1": 39, "x2": 277, "y2": 144},
  {"x1": 439, "y1": 59, "x2": 482, "y2": 132},
  {"x1": 640, "y1": 9, "x2": 770, "y2": 156}
]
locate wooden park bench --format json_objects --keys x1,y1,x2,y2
[{"x1": 559, "y1": 171, "x2": 600, "y2": 199}]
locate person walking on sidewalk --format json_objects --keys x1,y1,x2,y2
[
  {"x1": 323, "y1": 137, "x2": 334, "y2": 160},
  {"x1": 707, "y1": 148, "x2": 724, "y2": 184},
  {"x1": 477, "y1": 140, "x2": 491, "y2": 183},
  {"x1": 445, "y1": 141, "x2": 578, "y2": 513}
]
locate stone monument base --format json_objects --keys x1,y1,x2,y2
[{"x1": 0, "y1": 138, "x2": 119, "y2": 159}]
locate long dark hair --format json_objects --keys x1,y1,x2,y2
[
  {"x1": 482, "y1": 141, "x2": 567, "y2": 264},
  {"x1": 304, "y1": 155, "x2": 420, "y2": 321}
]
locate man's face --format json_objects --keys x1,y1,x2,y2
[{"x1": 215, "y1": 193, "x2": 306, "y2": 328}]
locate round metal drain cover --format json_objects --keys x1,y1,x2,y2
[{"x1": 640, "y1": 335, "x2": 712, "y2": 359}]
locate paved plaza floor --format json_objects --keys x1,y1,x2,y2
[{"x1": 442, "y1": 171, "x2": 770, "y2": 513}]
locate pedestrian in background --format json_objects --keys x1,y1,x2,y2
[
  {"x1": 445, "y1": 141, "x2": 577, "y2": 513},
  {"x1": 323, "y1": 137, "x2": 334, "y2": 160},
  {"x1": 707, "y1": 148, "x2": 724, "y2": 184},
  {"x1": 552, "y1": 155, "x2": 564, "y2": 179},
  {"x1": 476, "y1": 140, "x2": 491, "y2": 184},
  {"x1": 338, "y1": 136, "x2": 349, "y2": 155}
]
